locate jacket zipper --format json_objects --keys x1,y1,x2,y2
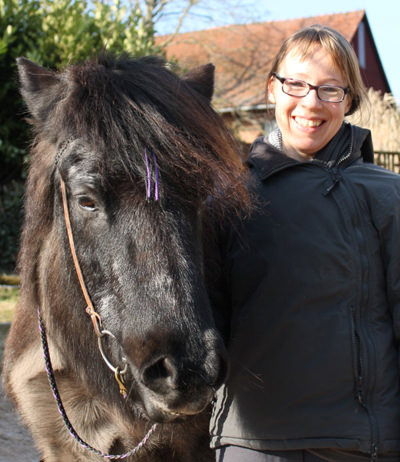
[{"x1": 323, "y1": 168, "x2": 342, "y2": 195}]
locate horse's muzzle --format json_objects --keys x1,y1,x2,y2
[{"x1": 135, "y1": 336, "x2": 228, "y2": 422}]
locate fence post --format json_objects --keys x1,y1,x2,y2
[{"x1": 374, "y1": 151, "x2": 400, "y2": 173}]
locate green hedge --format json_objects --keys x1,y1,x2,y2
[
  {"x1": 0, "y1": 0, "x2": 164, "y2": 273},
  {"x1": 0, "y1": 180, "x2": 24, "y2": 273}
]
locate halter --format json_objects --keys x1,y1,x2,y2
[
  {"x1": 37, "y1": 140, "x2": 160, "y2": 458},
  {"x1": 59, "y1": 175, "x2": 129, "y2": 396}
]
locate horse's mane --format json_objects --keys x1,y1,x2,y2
[{"x1": 42, "y1": 54, "x2": 251, "y2": 214}]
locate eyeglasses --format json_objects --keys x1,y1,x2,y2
[{"x1": 272, "y1": 73, "x2": 349, "y2": 103}]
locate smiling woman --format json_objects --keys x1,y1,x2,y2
[
  {"x1": 210, "y1": 24, "x2": 400, "y2": 462},
  {"x1": 265, "y1": 26, "x2": 366, "y2": 161}
]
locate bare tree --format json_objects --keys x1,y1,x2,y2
[
  {"x1": 138, "y1": 0, "x2": 270, "y2": 36},
  {"x1": 130, "y1": 0, "x2": 201, "y2": 38}
]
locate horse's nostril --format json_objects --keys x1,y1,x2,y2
[{"x1": 141, "y1": 356, "x2": 178, "y2": 393}]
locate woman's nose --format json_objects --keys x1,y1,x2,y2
[{"x1": 301, "y1": 88, "x2": 323, "y2": 107}]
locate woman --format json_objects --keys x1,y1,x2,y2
[{"x1": 209, "y1": 25, "x2": 400, "y2": 462}]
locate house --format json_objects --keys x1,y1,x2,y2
[{"x1": 157, "y1": 10, "x2": 391, "y2": 144}]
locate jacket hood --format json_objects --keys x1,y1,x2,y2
[{"x1": 247, "y1": 123, "x2": 374, "y2": 181}]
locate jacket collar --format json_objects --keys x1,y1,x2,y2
[{"x1": 246, "y1": 123, "x2": 373, "y2": 181}]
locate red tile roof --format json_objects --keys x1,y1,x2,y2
[{"x1": 157, "y1": 10, "x2": 366, "y2": 110}]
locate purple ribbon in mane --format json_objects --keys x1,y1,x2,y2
[{"x1": 144, "y1": 149, "x2": 159, "y2": 201}]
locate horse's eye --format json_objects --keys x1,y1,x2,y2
[{"x1": 78, "y1": 196, "x2": 96, "y2": 211}]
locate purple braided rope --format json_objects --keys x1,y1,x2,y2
[{"x1": 37, "y1": 308, "x2": 157, "y2": 459}]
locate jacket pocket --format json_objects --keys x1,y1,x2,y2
[{"x1": 349, "y1": 304, "x2": 366, "y2": 407}]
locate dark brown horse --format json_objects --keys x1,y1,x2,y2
[{"x1": 2, "y1": 55, "x2": 250, "y2": 461}]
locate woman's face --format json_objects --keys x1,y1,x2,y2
[{"x1": 268, "y1": 46, "x2": 352, "y2": 160}]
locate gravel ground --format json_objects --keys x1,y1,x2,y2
[{"x1": 0, "y1": 323, "x2": 41, "y2": 462}]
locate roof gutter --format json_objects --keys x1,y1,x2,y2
[{"x1": 215, "y1": 103, "x2": 273, "y2": 114}]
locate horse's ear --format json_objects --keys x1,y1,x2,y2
[
  {"x1": 17, "y1": 57, "x2": 60, "y2": 121},
  {"x1": 183, "y1": 63, "x2": 215, "y2": 101}
]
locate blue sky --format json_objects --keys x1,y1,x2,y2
[{"x1": 157, "y1": 0, "x2": 400, "y2": 101}]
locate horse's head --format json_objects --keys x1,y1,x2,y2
[{"x1": 17, "y1": 55, "x2": 250, "y2": 423}]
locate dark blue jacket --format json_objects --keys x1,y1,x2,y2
[{"x1": 210, "y1": 124, "x2": 400, "y2": 459}]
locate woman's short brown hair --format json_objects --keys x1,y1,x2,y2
[{"x1": 266, "y1": 24, "x2": 368, "y2": 116}]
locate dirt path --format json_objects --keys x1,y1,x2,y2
[
  {"x1": 0, "y1": 382, "x2": 41, "y2": 462},
  {"x1": 0, "y1": 323, "x2": 41, "y2": 462}
]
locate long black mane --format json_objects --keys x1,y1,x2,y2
[{"x1": 24, "y1": 54, "x2": 250, "y2": 212}]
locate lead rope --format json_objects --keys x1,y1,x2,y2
[{"x1": 38, "y1": 308, "x2": 157, "y2": 459}]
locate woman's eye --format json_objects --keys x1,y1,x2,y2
[
  {"x1": 287, "y1": 80, "x2": 306, "y2": 89},
  {"x1": 323, "y1": 86, "x2": 339, "y2": 94},
  {"x1": 78, "y1": 196, "x2": 96, "y2": 211}
]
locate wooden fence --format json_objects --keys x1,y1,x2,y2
[{"x1": 374, "y1": 151, "x2": 400, "y2": 173}]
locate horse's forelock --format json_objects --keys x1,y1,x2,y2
[{"x1": 50, "y1": 55, "x2": 251, "y2": 217}]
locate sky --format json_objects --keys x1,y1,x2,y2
[{"x1": 157, "y1": 0, "x2": 400, "y2": 101}]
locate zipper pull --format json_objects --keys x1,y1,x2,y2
[
  {"x1": 323, "y1": 170, "x2": 342, "y2": 196},
  {"x1": 370, "y1": 444, "x2": 378, "y2": 461},
  {"x1": 356, "y1": 375, "x2": 365, "y2": 406}
]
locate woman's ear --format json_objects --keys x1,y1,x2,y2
[
  {"x1": 267, "y1": 77, "x2": 277, "y2": 104},
  {"x1": 344, "y1": 94, "x2": 353, "y2": 116}
]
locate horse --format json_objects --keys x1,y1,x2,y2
[{"x1": 2, "y1": 54, "x2": 250, "y2": 461}]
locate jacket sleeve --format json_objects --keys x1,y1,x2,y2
[
  {"x1": 202, "y1": 205, "x2": 233, "y2": 344},
  {"x1": 376, "y1": 174, "x2": 400, "y2": 352}
]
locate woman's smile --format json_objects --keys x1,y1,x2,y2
[{"x1": 292, "y1": 116, "x2": 324, "y2": 129}]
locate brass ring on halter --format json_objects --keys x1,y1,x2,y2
[{"x1": 97, "y1": 329, "x2": 128, "y2": 375}]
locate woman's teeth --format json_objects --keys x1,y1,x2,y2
[{"x1": 294, "y1": 117, "x2": 323, "y2": 127}]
